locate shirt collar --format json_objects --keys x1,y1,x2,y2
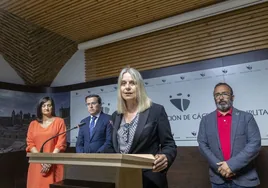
[
  {"x1": 91, "y1": 111, "x2": 101, "y2": 119},
  {"x1": 217, "y1": 108, "x2": 232, "y2": 117}
]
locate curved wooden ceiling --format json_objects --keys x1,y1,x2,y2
[
  {"x1": 0, "y1": 0, "x2": 220, "y2": 43},
  {"x1": 0, "y1": 10, "x2": 77, "y2": 86},
  {"x1": 0, "y1": 0, "x2": 224, "y2": 86}
]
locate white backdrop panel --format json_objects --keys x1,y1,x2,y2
[{"x1": 70, "y1": 59, "x2": 268, "y2": 146}]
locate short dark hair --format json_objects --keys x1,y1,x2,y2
[
  {"x1": 214, "y1": 82, "x2": 234, "y2": 96},
  {"x1": 85, "y1": 94, "x2": 102, "y2": 104},
  {"x1": 36, "y1": 96, "x2": 56, "y2": 122}
]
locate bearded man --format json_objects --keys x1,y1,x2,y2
[{"x1": 197, "y1": 83, "x2": 261, "y2": 188}]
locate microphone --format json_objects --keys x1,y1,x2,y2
[{"x1": 40, "y1": 122, "x2": 86, "y2": 153}]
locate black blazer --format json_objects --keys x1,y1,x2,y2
[{"x1": 108, "y1": 103, "x2": 177, "y2": 188}]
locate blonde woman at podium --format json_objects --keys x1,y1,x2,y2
[
  {"x1": 26, "y1": 97, "x2": 67, "y2": 188},
  {"x1": 106, "y1": 67, "x2": 177, "y2": 188}
]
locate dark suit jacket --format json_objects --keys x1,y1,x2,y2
[
  {"x1": 106, "y1": 103, "x2": 177, "y2": 188},
  {"x1": 197, "y1": 108, "x2": 261, "y2": 187},
  {"x1": 76, "y1": 112, "x2": 112, "y2": 153}
]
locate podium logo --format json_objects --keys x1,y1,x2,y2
[
  {"x1": 180, "y1": 76, "x2": 185, "y2": 80},
  {"x1": 200, "y1": 73, "x2": 205, "y2": 77},
  {"x1": 170, "y1": 93, "x2": 190, "y2": 112}
]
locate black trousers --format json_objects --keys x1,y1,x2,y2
[{"x1": 142, "y1": 170, "x2": 168, "y2": 188}]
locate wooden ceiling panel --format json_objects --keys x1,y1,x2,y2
[
  {"x1": 0, "y1": 0, "x2": 220, "y2": 42},
  {"x1": 84, "y1": 3, "x2": 268, "y2": 81},
  {"x1": 0, "y1": 10, "x2": 77, "y2": 86}
]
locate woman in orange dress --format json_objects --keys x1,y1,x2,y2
[{"x1": 26, "y1": 96, "x2": 67, "y2": 188}]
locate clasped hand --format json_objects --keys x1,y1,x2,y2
[
  {"x1": 41, "y1": 163, "x2": 52, "y2": 174},
  {"x1": 217, "y1": 161, "x2": 235, "y2": 178}
]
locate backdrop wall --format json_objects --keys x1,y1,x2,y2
[{"x1": 70, "y1": 58, "x2": 268, "y2": 146}]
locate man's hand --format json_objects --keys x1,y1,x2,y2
[
  {"x1": 217, "y1": 161, "x2": 235, "y2": 178},
  {"x1": 153, "y1": 154, "x2": 168, "y2": 172}
]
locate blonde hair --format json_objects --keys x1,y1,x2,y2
[{"x1": 117, "y1": 67, "x2": 152, "y2": 114}]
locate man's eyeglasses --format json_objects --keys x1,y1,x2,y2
[
  {"x1": 85, "y1": 102, "x2": 98, "y2": 106},
  {"x1": 214, "y1": 92, "x2": 231, "y2": 99}
]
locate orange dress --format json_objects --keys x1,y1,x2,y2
[{"x1": 26, "y1": 117, "x2": 67, "y2": 188}]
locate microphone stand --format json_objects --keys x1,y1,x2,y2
[{"x1": 40, "y1": 122, "x2": 85, "y2": 153}]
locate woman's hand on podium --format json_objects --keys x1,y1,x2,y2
[{"x1": 152, "y1": 154, "x2": 168, "y2": 172}]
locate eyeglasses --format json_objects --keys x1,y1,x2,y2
[
  {"x1": 85, "y1": 102, "x2": 98, "y2": 106},
  {"x1": 214, "y1": 92, "x2": 231, "y2": 99}
]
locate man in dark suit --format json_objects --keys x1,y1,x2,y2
[
  {"x1": 197, "y1": 83, "x2": 261, "y2": 188},
  {"x1": 76, "y1": 94, "x2": 112, "y2": 153}
]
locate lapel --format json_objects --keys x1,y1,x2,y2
[
  {"x1": 113, "y1": 113, "x2": 122, "y2": 153},
  {"x1": 212, "y1": 110, "x2": 222, "y2": 154},
  {"x1": 89, "y1": 112, "x2": 103, "y2": 142},
  {"x1": 128, "y1": 107, "x2": 150, "y2": 153},
  {"x1": 231, "y1": 108, "x2": 240, "y2": 156},
  {"x1": 84, "y1": 116, "x2": 91, "y2": 141}
]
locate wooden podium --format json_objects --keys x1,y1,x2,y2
[{"x1": 27, "y1": 153, "x2": 155, "y2": 188}]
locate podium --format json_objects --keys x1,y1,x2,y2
[{"x1": 27, "y1": 153, "x2": 155, "y2": 188}]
